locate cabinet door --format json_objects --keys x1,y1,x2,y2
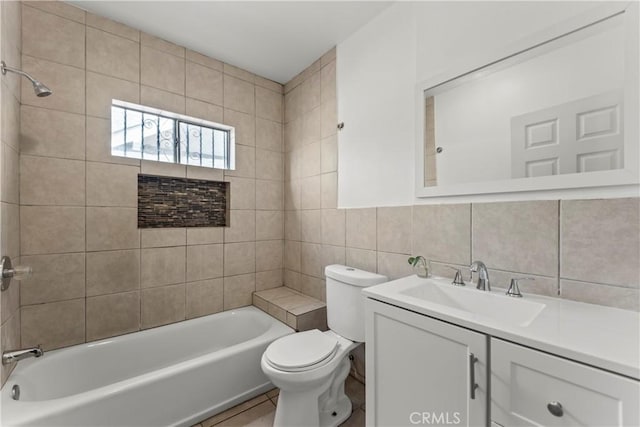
[
  {"x1": 491, "y1": 338, "x2": 640, "y2": 426},
  {"x1": 365, "y1": 298, "x2": 488, "y2": 426}
]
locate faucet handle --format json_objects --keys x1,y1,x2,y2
[
  {"x1": 444, "y1": 265, "x2": 466, "y2": 286},
  {"x1": 506, "y1": 277, "x2": 534, "y2": 298}
]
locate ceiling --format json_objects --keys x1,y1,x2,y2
[{"x1": 67, "y1": 1, "x2": 393, "y2": 84}]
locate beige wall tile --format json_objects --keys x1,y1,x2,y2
[
  {"x1": 226, "y1": 177, "x2": 255, "y2": 210},
  {"x1": 300, "y1": 176, "x2": 321, "y2": 210},
  {"x1": 21, "y1": 299, "x2": 85, "y2": 350},
  {"x1": 186, "y1": 278, "x2": 223, "y2": 319},
  {"x1": 224, "y1": 109, "x2": 255, "y2": 147},
  {"x1": 284, "y1": 84, "x2": 301, "y2": 123},
  {"x1": 224, "y1": 75, "x2": 255, "y2": 115},
  {"x1": 321, "y1": 209, "x2": 345, "y2": 247},
  {"x1": 86, "y1": 72, "x2": 139, "y2": 118},
  {"x1": 377, "y1": 206, "x2": 412, "y2": 254},
  {"x1": 0, "y1": 262, "x2": 20, "y2": 324},
  {"x1": 20, "y1": 156, "x2": 85, "y2": 206},
  {"x1": 223, "y1": 63, "x2": 255, "y2": 83},
  {"x1": 561, "y1": 279, "x2": 639, "y2": 311},
  {"x1": 256, "y1": 210, "x2": 283, "y2": 241},
  {"x1": 321, "y1": 60, "x2": 336, "y2": 103},
  {"x1": 284, "y1": 269, "x2": 301, "y2": 291},
  {"x1": 1, "y1": 203, "x2": 20, "y2": 258},
  {"x1": 284, "y1": 210, "x2": 301, "y2": 241},
  {"x1": 223, "y1": 273, "x2": 255, "y2": 310},
  {"x1": 86, "y1": 207, "x2": 139, "y2": 251},
  {"x1": 301, "y1": 71, "x2": 321, "y2": 113},
  {"x1": 412, "y1": 204, "x2": 471, "y2": 265},
  {"x1": 140, "y1": 33, "x2": 184, "y2": 57},
  {"x1": 321, "y1": 47, "x2": 336, "y2": 66},
  {"x1": 1, "y1": 312, "x2": 20, "y2": 384},
  {"x1": 226, "y1": 144, "x2": 255, "y2": 178},
  {"x1": 473, "y1": 201, "x2": 558, "y2": 277},
  {"x1": 86, "y1": 13, "x2": 139, "y2": 41},
  {"x1": 284, "y1": 179, "x2": 301, "y2": 211},
  {"x1": 86, "y1": 27, "x2": 139, "y2": 82},
  {"x1": 300, "y1": 242, "x2": 322, "y2": 278},
  {"x1": 22, "y1": 5, "x2": 85, "y2": 68},
  {"x1": 2, "y1": 144, "x2": 19, "y2": 204},
  {"x1": 1, "y1": 85, "x2": 20, "y2": 150},
  {"x1": 300, "y1": 274, "x2": 325, "y2": 301},
  {"x1": 256, "y1": 269, "x2": 283, "y2": 291},
  {"x1": 186, "y1": 98, "x2": 224, "y2": 123},
  {"x1": 486, "y1": 269, "x2": 558, "y2": 298},
  {"x1": 284, "y1": 118, "x2": 302, "y2": 153},
  {"x1": 187, "y1": 227, "x2": 224, "y2": 245},
  {"x1": 300, "y1": 142, "x2": 320, "y2": 178},
  {"x1": 284, "y1": 240, "x2": 301, "y2": 271},
  {"x1": 224, "y1": 242, "x2": 256, "y2": 276},
  {"x1": 302, "y1": 106, "x2": 321, "y2": 145},
  {"x1": 86, "y1": 249, "x2": 140, "y2": 296},
  {"x1": 225, "y1": 210, "x2": 256, "y2": 243},
  {"x1": 140, "y1": 85, "x2": 185, "y2": 114},
  {"x1": 21, "y1": 106, "x2": 85, "y2": 160},
  {"x1": 320, "y1": 99, "x2": 337, "y2": 139},
  {"x1": 140, "y1": 159, "x2": 186, "y2": 177},
  {"x1": 26, "y1": 1, "x2": 85, "y2": 23},
  {"x1": 256, "y1": 118, "x2": 282, "y2": 152},
  {"x1": 320, "y1": 135, "x2": 337, "y2": 173},
  {"x1": 21, "y1": 206, "x2": 85, "y2": 255},
  {"x1": 296, "y1": 307, "x2": 328, "y2": 332},
  {"x1": 377, "y1": 251, "x2": 412, "y2": 280},
  {"x1": 301, "y1": 209, "x2": 322, "y2": 244},
  {"x1": 20, "y1": 253, "x2": 85, "y2": 305},
  {"x1": 256, "y1": 149, "x2": 283, "y2": 181},
  {"x1": 186, "y1": 61, "x2": 223, "y2": 106},
  {"x1": 141, "y1": 228, "x2": 186, "y2": 248},
  {"x1": 256, "y1": 87, "x2": 283, "y2": 123},
  {"x1": 141, "y1": 246, "x2": 186, "y2": 288},
  {"x1": 86, "y1": 291, "x2": 140, "y2": 341},
  {"x1": 346, "y1": 208, "x2": 376, "y2": 250},
  {"x1": 141, "y1": 46, "x2": 185, "y2": 94},
  {"x1": 256, "y1": 240, "x2": 283, "y2": 272},
  {"x1": 141, "y1": 284, "x2": 185, "y2": 329},
  {"x1": 255, "y1": 75, "x2": 283, "y2": 93},
  {"x1": 561, "y1": 198, "x2": 639, "y2": 287},
  {"x1": 186, "y1": 50, "x2": 222, "y2": 71},
  {"x1": 320, "y1": 172, "x2": 337, "y2": 209},
  {"x1": 321, "y1": 245, "x2": 346, "y2": 276},
  {"x1": 87, "y1": 162, "x2": 139, "y2": 207},
  {"x1": 21, "y1": 55, "x2": 85, "y2": 114},
  {"x1": 346, "y1": 248, "x2": 377, "y2": 273},
  {"x1": 186, "y1": 165, "x2": 224, "y2": 181},
  {"x1": 256, "y1": 180, "x2": 283, "y2": 210},
  {"x1": 187, "y1": 244, "x2": 223, "y2": 282}
]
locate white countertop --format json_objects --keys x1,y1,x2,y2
[{"x1": 363, "y1": 275, "x2": 640, "y2": 380}]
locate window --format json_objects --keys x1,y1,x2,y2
[{"x1": 110, "y1": 100, "x2": 235, "y2": 170}]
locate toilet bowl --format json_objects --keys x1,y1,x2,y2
[{"x1": 261, "y1": 265, "x2": 387, "y2": 427}]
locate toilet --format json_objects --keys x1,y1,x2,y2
[{"x1": 261, "y1": 265, "x2": 388, "y2": 426}]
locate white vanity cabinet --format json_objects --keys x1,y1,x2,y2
[
  {"x1": 365, "y1": 299, "x2": 488, "y2": 426},
  {"x1": 491, "y1": 338, "x2": 640, "y2": 427}
]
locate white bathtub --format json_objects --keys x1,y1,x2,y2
[{"x1": 1, "y1": 306, "x2": 293, "y2": 427}]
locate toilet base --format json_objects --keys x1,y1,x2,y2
[{"x1": 319, "y1": 394, "x2": 352, "y2": 427}]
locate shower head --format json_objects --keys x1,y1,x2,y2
[{"x1": 1, "y1": 60, "x2": 52, "y2": 97}]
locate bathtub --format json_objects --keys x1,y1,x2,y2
[{"x1": 1, "y1": 306, "x2": 293, "y2": 427}]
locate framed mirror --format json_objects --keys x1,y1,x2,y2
[{"x1": 415, "y1": 2, "x2": 639, "y2": 198}]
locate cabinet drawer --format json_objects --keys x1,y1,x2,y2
[{"x1": 491, "y1": 338, "x2": 639, "y2": 426}]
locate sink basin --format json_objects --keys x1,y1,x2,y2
[{"x1": 399, "y1": 278, "x2": 546, "y2": 327}]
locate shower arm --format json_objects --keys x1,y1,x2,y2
[{"x1": 1, "y1": 61, "x2": 39, "y2": 85}]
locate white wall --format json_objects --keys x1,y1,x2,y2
[{"x1": 337, "y1": 1, "x2": 620, "y2": 207}]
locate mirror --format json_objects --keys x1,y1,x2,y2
[{"x1": 416, "y1": 4, "x2": 638, "y2": 198}]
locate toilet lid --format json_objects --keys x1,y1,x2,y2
[{"x1": 265, "y1": 329, "x2": 339, "y2": 371}]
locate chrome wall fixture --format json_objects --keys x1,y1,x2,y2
[
  {"x1": 1, "y1": 60, "x2": 52, "y2": 97},
  {"x1": 1, "y1": 256, "x2": 32, "y2": 291}
]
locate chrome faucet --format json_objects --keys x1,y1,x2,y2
[
  {"x1": 2, "y1": 345, "x2": 43, "y2": 365},
  {"x1": 470, "y1": 261, "x2": 491, "y2": 291}
]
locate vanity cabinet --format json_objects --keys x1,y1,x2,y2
[
  {"x1": 365, "y1": 299, "x2": 488, "y2": 426},
  {"x1": 491, "y1": 339, "x2": 639, "y2": 427}
]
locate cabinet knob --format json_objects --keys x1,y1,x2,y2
[{"x1": 547, "y1": 401, "x2": 563, "y2": 417}]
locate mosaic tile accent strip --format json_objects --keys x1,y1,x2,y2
[{"x1": 138, "y1": 174, "x2": 229, "y2": 228}]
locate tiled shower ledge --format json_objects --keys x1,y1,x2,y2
[{"x1": 253, "y1": 287, "x2": 327, "y2": 332}]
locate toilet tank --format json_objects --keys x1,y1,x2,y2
[{"x1": 325, "y1": 265, "x2": 388, "y2": 342}]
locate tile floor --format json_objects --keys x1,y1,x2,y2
[{"x1": 192, "y1": 376, "x2": 366, "y2": 426}]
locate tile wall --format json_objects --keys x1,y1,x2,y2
[
  {"x1": 0, "y1": 0, "x2": 23, "y2": 385},
  {"x1": 283, "y1": 53, "x2": 640, "y2": 313},
  {"x1": 17, "y1": 2, "x2": 284, "y2": 352}
]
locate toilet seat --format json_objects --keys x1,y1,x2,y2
[{"x1": 265, "y1": 330, "x2": 339, "y2": 372}]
